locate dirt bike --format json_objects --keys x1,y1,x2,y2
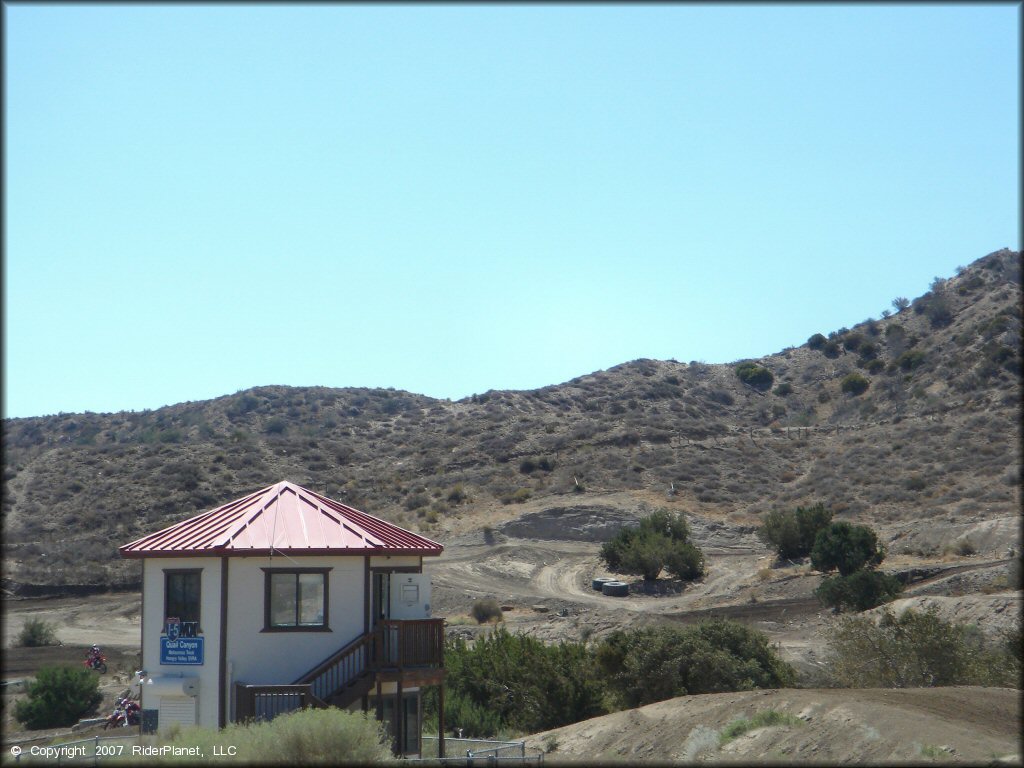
[
  {"x1": 84, "y1": 646, "x2": 108, "y2": 674},
  {"x1": 103, "y1": 697, "x2": 140, "y2": 729}
]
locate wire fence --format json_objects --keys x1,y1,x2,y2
[{"x1": 414, "y1": 737, "x2": 544, "y2": 765}]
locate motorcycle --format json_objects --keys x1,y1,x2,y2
[
  {"x1": 84, "y1": 645, "x2": 108, "y2": 674},
  {"x1": 103, "y1": 697, "x2": 140, "y2": 729}
]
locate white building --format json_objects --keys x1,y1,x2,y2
[{"x1": 119, "y1": 480, "x2": 447, "y2": 757}]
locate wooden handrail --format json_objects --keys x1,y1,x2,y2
[
  {"x1": 294, "y1": 631, "x2": 373, "y2": 685},
  {"x1": 290, "y1": 619, "x2": 445, "y2": 703},
  {"x1": 294, "y1": 632, "x2": 374, "y2": 702}
]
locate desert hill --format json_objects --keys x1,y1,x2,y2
[
  {"x1": 520, "y1": 686, "x2": 1021, "y2": 763},
  {"x1": 2, "y1": 248, "x2": 1020, "y2": 592}
]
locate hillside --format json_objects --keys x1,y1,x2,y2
[
  {"x1": 520, "y1": 686, "x2": 1021, "y2": 763},
  {"x1": 2, "y1": 248, "x2": 1020, "y2": 592}
]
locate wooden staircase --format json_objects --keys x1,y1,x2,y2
[
  {"x1": 293, "y1": 630, "x2": 375, "y2": 707},
  {"x1": 235, "y1": 619, "x2": 445, "y2": 723}
]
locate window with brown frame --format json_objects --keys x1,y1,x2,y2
[
  {"x1": 262, "y1": 568, "x2": 330, "y2": 631},
  {"x1": 164, "y1": 569, "x2": 202, "y2": 636}
]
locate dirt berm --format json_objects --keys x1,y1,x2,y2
[{"x1": 522, "y1": 686, "x2": 1021, "y2": 764}]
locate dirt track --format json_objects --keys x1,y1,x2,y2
[
  {"x1": 522, "y1": 686, "x2": 1021, "y2": 763},
  {"x1": 2, "y1": 499, "x2": 1019, "y2": 759}
]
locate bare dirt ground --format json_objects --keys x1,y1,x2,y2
[
  {"x1": 426, "y1": 495, "x2": 1020, "y2": 679},
  {"x1": 2, "y1": 493, "x2": 1019, "y2": 761},
  {"x1": 2, "y1": 595, "x2": 142, "y2": 748},
  {"x1": 522, "y1": 687, "x2": 1021, "y2": 763}
]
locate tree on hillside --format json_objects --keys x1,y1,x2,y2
[
  {"x1": 600, "y1": 509, "x2": 704, "y2": 582},
  {"x1": 810, "y1": 520, "x2": 901, "y2": 612},
  {"x1": 815, "y1": 569, "x2": 903, "y2": 612},
  {"x1": 810, "y1": 521, "x2": 885, "y2": 576},
  {"x1": 758, "y1": 504, "x2": 833, "y2": 561}
]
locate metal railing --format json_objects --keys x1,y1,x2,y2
[
  {"x1": 233, "y1": 683, "x2": 327, "y2": 723},
  {"x1": 11, "y1": 735, "x2": 139, "y2": 765}
]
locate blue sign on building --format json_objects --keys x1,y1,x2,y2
[{"x1": 160, "y1": 636, "x2": 204, "y2": 665}]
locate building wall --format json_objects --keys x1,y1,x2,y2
[
  {"x1": 141, "y1": 556, "x2": 224, "y2": 730},
  {"x1": 140, "y1": 552, "x2": 435, "y2": 730},
  {"x1": 369, "y1": 555, "x2": 421, "y2": 569},
  {"x1": 224, "y1": 554, "x2": 366, "y2": 690}
]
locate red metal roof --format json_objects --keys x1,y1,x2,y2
[{"x1": 119, "y1": 481, "x2": 443, "y2": 558}]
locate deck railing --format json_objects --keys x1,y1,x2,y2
[
  {"x1": 235, "y1": 619, "x2": 446, "y2": 724},
  {"x1": 376, "y1": 619, "x2": 445, "y2": 669},
  {"x1": 294, "y1": 630, "x2": 374, "y2": 701}
]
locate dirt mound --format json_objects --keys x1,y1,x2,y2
[
  {"x1": 495, "y1": 505, "x2": 641, "y2": 542},
  {"x1": 864, "y1": 592, "x2": 1022, "y2": 637},
  {"x1": 523, "y1": 687, "x2": 1021, "y2": 763}
]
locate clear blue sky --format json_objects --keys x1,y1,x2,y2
[{"x1": 4, "y1": 4, "x2": 1019, "y2": 419}]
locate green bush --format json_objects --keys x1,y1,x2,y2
[
  {"x1": 470, "y1": 599, "x2": 503, "y2": 624},
  {"x1": 17, "y1": 618, "x2": 58, "y2": 647},
  {"x1": 447, "y1": 484, "x2": 469, "y2": 504},
  {"x1": 841, "y1": 333, "x2": 864, "y2": 352},
  {"x1": 595, "y1": 620, "x2": 796, "y2": 708},
  {"x1": 896, "y1": 349, "x2": 926, "y2": 371},
  {"x1": 822, "y1": 341, "x2": 841, "y2": 358},
  {"x1": 866, "y1": 358, "x2": 886, "y2": 374},
  {"x1": 427, "y1": 627, "x2": 607, "y2": 737},
  {"x1": 856, "y1": 341, "x2": 879, "y2": 360},
  {"x1": 773, "y1": 382, "x2": 793, "y2": 397},
  {"x1": 811, "y1": 522, "x2": 885, "y2": 576},
  {"x1": 840, "y1": 373, "x2": 870, "y2": 396},
  {"x1": 600, "y1": 510, "x2": 704, "y2": 582},
  {"x1": 807, "y1": 333, "x2": 827, "y2": 350},
  {"x1": 720, "y1": 710, "x2": 802, "y2": 744},
  {"x1": 154, "y1": 707, "x2": 391, "y2": 763},
  {"x1": 825, "y1": 607, "x2": 1020, "y2": 688},
  {"x1": 499, "y1": 488, "x2": 531, "y2": 505},
  {"x1": 264, "y1": 417, "x2": 287, "y2": 435},
  {"x1": 664, "y1": 541, "x2": 705, "y2": 580},
  {"x1": 735, "y1": 362, "x2": 774, "y2": 390},
  {"x1": 815, "y1": 570, "x2": 903, "y2": 612},
  {"x1": 926, "y1": 295, "x2": 954, "y2": 327},
  {"x1": 14, "y1": 665, "x2": 103, "y2": 729},
  {"x1": 757, "y1": 504, "x2": 833, "y2": 561}
]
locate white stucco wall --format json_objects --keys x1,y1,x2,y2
[
  {"x1": 139, "y1": 551, "x2": 435, "y2": 729},
  {"x1": 141, "y1": 557, "x2": 224, "y2": 730},
  {"x1": 224, "y1": 555, "x2": 366, "y2": 688}
]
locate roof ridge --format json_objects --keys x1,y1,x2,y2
[{"x1": 119, "y1": 480, "x2": 443, "y2": 557}]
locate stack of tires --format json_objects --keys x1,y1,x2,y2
[{"x1": 593, "y1": 577, "x2": 628, "y2": 597}]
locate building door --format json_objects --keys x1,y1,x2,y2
[
  {"x1": 371, "y1": 572, "x2": 391, "y2": 627},
  {"x1": 380, "y1": 691, "x2": 420, "y2": 756},
  {"x1": 371, "y1": 572, "x2": 392, "y2": 664}
]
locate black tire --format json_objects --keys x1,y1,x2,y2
[
  {"x1": 601, "y1": 581, "x2": 629, "y2": 597},
  {"x1": 97, "y1": 662, "x2": 108, "y2": 674},
  {"x1": 592, "y1": 577, "x2": 614, "y2": 591}
]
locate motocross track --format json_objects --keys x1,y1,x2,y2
[
  {"x1": 425, "y1": 498, "x2": 1020, "y2": 680},
  {"x1": 2, "y1": 495, "x2": 1020, "y2": 761},
  {"x1": 522, "y1": 686, "x2": 1021, "y2": 763}
]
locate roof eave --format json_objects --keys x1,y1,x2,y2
[{"x1": 119, "y1": 546, "x2": 443, "y2": 559}]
